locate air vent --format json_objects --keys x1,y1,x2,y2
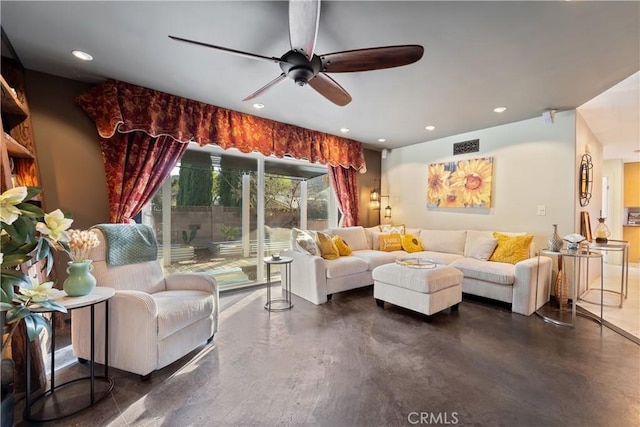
[{"x1": 453, "y1": 139, "x2": 479, "y2": 155}]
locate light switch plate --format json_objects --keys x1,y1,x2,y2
[{"x1": 537, "y1": 205, "x2": 546, "y2": 216}]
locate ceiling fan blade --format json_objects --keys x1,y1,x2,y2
[
  {"x1": 243, "y1": 73, "x2": 287, "y2": 102},
  {"x1": 321, "y1": 45, "x2": 424, "y2": 73},
  {"x1": 308, "y1": 73, "x2": 352, "y2": 106},
  {"x1": 169, "y1": 35, "x2": 284, "y2": 64},
  {"x1": 289, "y1": 0, "x2": 321, "y2": 60}
]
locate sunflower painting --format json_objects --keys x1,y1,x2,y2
[{"x1": 427, "y1": 157, "x2": 493, "y2": 208}]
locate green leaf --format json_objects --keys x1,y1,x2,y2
[
  {"x1": 24, "y1": 186, "x2": 42, "y2": 201},
  {"x1": 6, "y1": 306, "x2": 30, "y2": 324},
  {"x1": 0, "y1": 302, "x2": 13, "y2": 311},
  {"x1": 24, "y1": 314, "x2": 50, "y2": 342},
  {"x1": 17, "y1": 202, "x2": 44, "y2": 219},
  {"x1": 6, "y1": 215, "x2": 36, "y2": 244},
  {"x1": 45, "y1": 251, "x2": 55, "y2": 276},
  {"x1": 1, "y1": 253, "x2": 31, "y2": 267},
  {"x1": 1, "y1": 268, "x2": 31, "y2": 283},
  {"x1": 37, "y1": 300, "x2": 67, "y2": 314}
]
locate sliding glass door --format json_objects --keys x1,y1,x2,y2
[{"x1": 141, "y1": 144, "x2": 336, "y2": 290}]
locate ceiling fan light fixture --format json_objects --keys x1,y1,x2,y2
[
  {"x1": 71, "y1": 50, "x2": 93, "y2": 61},
  {"x1": 253, "y1": 103, "x2": 265, "y2": 109}
]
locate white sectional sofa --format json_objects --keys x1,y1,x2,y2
[{"x1": 281, "y1": 226, "x2": 552, "y2": 316}]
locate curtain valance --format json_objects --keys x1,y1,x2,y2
[{"x1": 76, "y1": 80, "x2": 367, "y2": 172}]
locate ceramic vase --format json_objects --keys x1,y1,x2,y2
[
  {"x1": 547, "y1": 224, "x2": 563, "y2": 252},
  {"x1": 63, "y1": 260, "x2": 96, "y2": 297}
]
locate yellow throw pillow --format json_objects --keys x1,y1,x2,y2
[
  {"x1": 401, "y1": 234, "x2": 423, "y2": 253},
  {"x1": 379, "y1": 233, "x2": 402, "y2": 252},
  {"x1": 333, "y1": 235, "x2": 352, "y2": 256},
  {"x1": 489, "y1": 232, "x2": 534, "y2": 264},
  {"x1": 316, "y1": 231, "x2": 340, "y2": 260}
]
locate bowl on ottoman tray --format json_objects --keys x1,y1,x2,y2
[{"x1": 372, "y1": 258, "x2": 463, "y2": 321}]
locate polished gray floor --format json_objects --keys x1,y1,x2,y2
[{"x1": 14, "y1": 285, "x2": 640, "y2": 426}]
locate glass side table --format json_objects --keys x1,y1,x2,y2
[
  {"x1": 264, "y1": 256, "x2": 294, "y2": 312},
  {"x1": 583, "y1": 240, "x2": 629, "y2": 308},
  {"x1": 536, "y1": 249, "x2": 603, "y2": 327}
]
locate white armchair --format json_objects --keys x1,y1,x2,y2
[{"x1": 71, "y1": 225, "x2": 218, "y2": 379}]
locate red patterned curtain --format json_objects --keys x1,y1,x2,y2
[
  {"x1": 100, "y1": 133, "x2": 187, "y2": 223},
  {"x1": 77, "y1": 79, "x2": 367, "y2": 172},
  {"x1": 328, "y1": 165, "x2": 360, "y2": 227}
]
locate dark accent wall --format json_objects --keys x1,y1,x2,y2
[{"x1": 358, "y1": 149, "x2": 381, "y2": 227}]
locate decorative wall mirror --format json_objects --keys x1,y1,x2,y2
[{"x1": 579, "y1": 153, "x2": 593, "y2": 207}]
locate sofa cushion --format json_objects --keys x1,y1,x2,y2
[
  {"x1": 489, "y1": 232, "x2": 534, "y2": 264},
  {"x1": 333, "y1": 235, "x2": 352, "y2": 256},
  {"x1": 351, "y1": 250, "x2": 400, "y2": 270},
  {"x1": 316, "y1": 231, "x2": 340, "y2": 260},
  {"x1": 467, "y1": 237, "x2": 498, "y2": 261},
  {"x1": 409, "y1": 251, "x2": 465, "y2": 265},
  {"x1": 325, "y1": 256, "x2": 370, "y2": 278},
  {"x1": 379, "y1": 233, "x2": 403, "y2": 251},
  {"x1": 450, "y1": 258, "x2": 515, "y2": 285},
  {"x1": 153, "y1": 290, "x2": 214, "y2": 340},
  {"x1": 325, "y1": 226, "x2": 369, "y2": 251},
  {"x1": 401, "y1": 234, "x2": 423, "y2": 253},
  {"x1": 419, "y1": 230, "x2": 467, "y2": 255},
  {"x1": 364, "y1": 226, "x2": 379, "y2": 250},
  {"x1": 291, "y1": 228, "x2": 319, "y2": 255}
]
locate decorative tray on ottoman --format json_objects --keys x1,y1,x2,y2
[{"x1": 395, "y1": 257, "x2": 437, "y2": 269}]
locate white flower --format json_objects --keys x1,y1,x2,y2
[
  {"x1": 18, "y1": 279, "x2": 58, "y2": 303},
  {"x1": 0, "y1": 186, "x2": 28, "y2": 225},
  {"x1": 36, "y1": 209, "x2": 73, "y2": 242}
]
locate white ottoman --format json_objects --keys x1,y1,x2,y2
[{"x1": 372, "y1": 262, "x2": 463, "y2": 320}]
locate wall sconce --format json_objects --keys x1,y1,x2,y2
[
  {"x1": 381, "y1": 195, "x2": 392, "y2": 219},
  {"x1": 370, "y1": 188, "x2": 381, "y2": 209}
]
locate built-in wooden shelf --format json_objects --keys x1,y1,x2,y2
[
  {"x1": 4, "y1": 132, "x2": 33, "y2": 158},
  {"x1": 1, "y1": 75, "x2": 28, "y2": 119}
]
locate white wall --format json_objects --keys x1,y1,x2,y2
[
  {"x1": 575, "y1": 111, "x2": 604, "y2": 241},
  {"x1": 383, "y1": 111, "x2": 577, "y2": 253},
  {"x1": 603, "y1": 159, "x2": 625, "y2": 240}
]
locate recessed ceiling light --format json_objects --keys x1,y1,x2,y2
[
  {"x1": 252, "y1": 103, "x2": 265, "y2": 109},
  {"x1": 71, "y1": 50, "x2": 93, "y2": 61},
  {"x1": 493, "y1": 106, "x2": 507, "y2": 113},
  {"x1": 378, "y1": 138, "x2": 386, "y2": 143},
  {"x1": 340, "y1": 128, "x2": 350, "y2": 133},
  {"x1": 425, "y1": 125, "x2": 435, "y2": 131}
]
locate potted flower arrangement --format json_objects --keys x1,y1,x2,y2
[{"x1": 1, "y1": 186, "x2": 72, "y2": 423}]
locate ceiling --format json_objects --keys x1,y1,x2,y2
[{"x1": 1, "y1": 1, "x2": 639, "y2": 161}]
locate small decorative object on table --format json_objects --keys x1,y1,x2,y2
[
  {"x1": 563, "y1": 233, "x2": 585, "y2": 252},
  {"x1": 63, "y1": 229, "x2": 100, "y2": 296},
  {"x1": 395, "y1": 257, "x2": 437, "y2": 269},
  {"x1": 547, "y1": 224, "x2": 563, "y2": 252},
  {"x1": 594, "y1": 215, "x2": 611, "y2": 244}
]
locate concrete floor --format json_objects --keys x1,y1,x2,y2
[{"x1": 14, "y1": 285, "x2": 640, "y2": 427}]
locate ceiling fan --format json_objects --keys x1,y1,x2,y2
[{"x1": 169, "y1": 0, "x2": 423, "y2": 106}]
